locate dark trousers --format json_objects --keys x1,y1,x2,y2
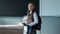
[{"x1": 27, "y1": 26, "x2": 36, "y2": 34}]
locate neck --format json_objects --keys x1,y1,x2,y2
[{"x1": 29, "y1": 11, "x2": 32, "y2": 14}]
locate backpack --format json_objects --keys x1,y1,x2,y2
[{"x1": 35, "y1": 16, "x2": 42, "y2": 30}]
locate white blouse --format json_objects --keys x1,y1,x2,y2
[{"x1": 27, "y1": 12, "x2": 38, "y2": 26}]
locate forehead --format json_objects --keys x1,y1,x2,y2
[{"x1": 28, "y1": 3, "x2": 34, "y2": 6}]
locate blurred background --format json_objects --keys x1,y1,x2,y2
[
  {"x1": 0, "y1": 0, "x2": 39, "y2": 25},
  {"x1": 0, "y1": 0, "x2": 60, "y2": 34}
]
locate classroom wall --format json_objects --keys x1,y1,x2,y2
[
  {"x1": 40, "y1": 0, "x2": 60, "y2": 16},
  {"x1": 40, "y1": 0, "x2": 60, "y2": 34}
]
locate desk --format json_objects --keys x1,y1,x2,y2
[{"x1": 0, "y1": 25, "x2": 23, "y2": 34}]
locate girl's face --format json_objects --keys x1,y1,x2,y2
[{"x1": 28, "y1": 3, "x2": 35, "y2": 11}]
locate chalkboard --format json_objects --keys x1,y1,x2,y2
[{"x1": 0, "y1": 0, "x2": 39, "y2": 17}]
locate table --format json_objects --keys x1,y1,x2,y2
[{"x1": 0, "y1": 25, "x2": 24, "y2": 34}]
